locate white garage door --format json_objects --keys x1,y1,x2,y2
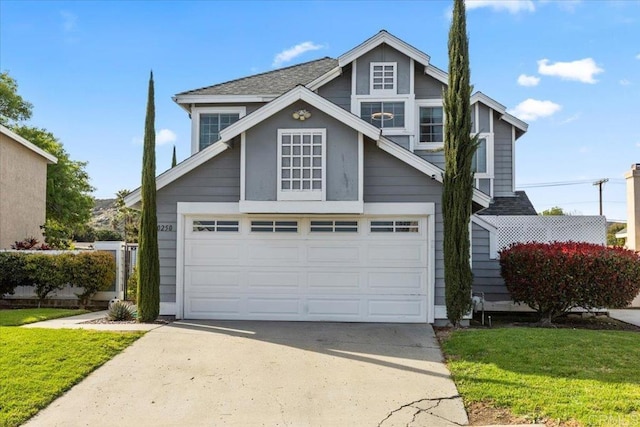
[{"x1": 183, "y1": 216, "x2": 429, "y2": 322}]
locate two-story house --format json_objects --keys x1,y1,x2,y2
[{"x1": 125, "y1": 30, "x2": 536, "y2": 323}]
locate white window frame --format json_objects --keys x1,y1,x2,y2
[
  {"x1": 191, "y1": 106, "x2": 246, "y2": 155},
  {"x1": 473, "y1": 132, "x2": 494, "y2": 179},
  {"x1": 415, "y1": 100, "x2": 444, "y2": 150},
  {"x1": 370, "y1": 62, "x2": 397, "y2": 95},
  {"x1": 277, "y1": 128, "x2": 326, "y2": 202},
  {"x1": 355, "y1": 97, "x2": 412, "y2": 135}
]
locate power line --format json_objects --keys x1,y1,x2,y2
[{"x1": 517, "y1": 178, "x2": 625, "y2": 189}]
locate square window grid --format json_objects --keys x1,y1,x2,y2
[
  {"x1": 472, "y1": 137, "x2": 488, "y2": 174},
  {"x1": 199, "y1": 113, "x2": 240, "y2": 150},
  {"x1": 370, "y1": 220, "x2": 419, "y2": 233},
  {"x1": 251, "y1": 220, "x2": 298, "y2": 233},
  {"x1": 310, "y1": 220, "x2": 358, "y2": 233},
  {"x1": 372, "y1": 64, "x2": 395, "y2": 91},
  {"x1": 193, "y1": 220, "x2": 239, "y2": 232},
  {"x1": 280, "y1": 132, "x2": 323, "y2": 192},
  {"x1": 419, "y1": 107, "x2": 444, "y2": 143}
]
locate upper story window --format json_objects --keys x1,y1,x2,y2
[
  {"x1": 472, "y1": 133, "x2": 493, "y2": 178},
  {"x1": 277, "y1": 129, "x2": 326, "y2": 201},
  {"x1": 370, "y1": 62, "x2": 397, "y2": 94},
  {"x1": 415, "y1": 100, "x2": 444, "y2": 149},
  {"x1": 191, "y1": 107, "x2": 246, "y2": 154},
  {"x1": 361, "y1": 102, "x2": 405, "y2": 129}
]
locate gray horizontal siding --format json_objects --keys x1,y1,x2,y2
[
  {"x1": 414, "y1": 63, "x2": 444, "y2": 99},
  {"x1": 356, "y1": 44, "x2": 411, "y2": 95},
  {"x1": 493, "y1": 112, "x2": 514, "y2": 196},
  {"x1": 363, "y1": 141, "x2": 446, "y2": 305},
  {"x1": 156, "y1": 147, "x2": 241, "y2": 303},
  {"x1": 317, "y1": 64, "x2": 351, "y2": 111},
  {"x1": 415, "y1": 150, "x2": 445, "y2": 169},
  {"x1": 471, "y1": 222, "x2": 509, "y2": 301}
]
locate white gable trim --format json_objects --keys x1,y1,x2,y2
[
  {"x1": 376, "y1": 136, "x2": 491, "y2": 208},
  {"x1": 307, "y1": 66, "x2": 342, "y2": 91},
  {"x1": 124, "y1": 140, "x2": 230, "y2": 206},
  {"x1": 471, "y1": 214, "x2": 498, "y2": 259},
  {"x1": 218, "y1": 85, "x2": 381, "y2": 142},
  {"x1": 425, "y1": 65, "x2": 448, "y2": 85},
  {"x1": 0, "y1": 125, "x2": 57, "y2": 164},
  {"x1": 471, "y1": 92, "x2": 528, "y2": 133},
  {"x1": 338, "y1": 30, "x2": 430, "y2": 68}
]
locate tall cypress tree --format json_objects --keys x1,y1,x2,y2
[
  {"x1": 171, "y1": 145, "x2": 177, "y2": 168},
  {"x1": 442, "y1": 0, "x2": 477, "y2": 326},
  {"x1": 137, "y1": 71, "x2": 160, "y2": 322}
]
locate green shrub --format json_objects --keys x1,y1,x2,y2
[
  {"x1": 500, "y1": 242, "x2": 640, "y2": 322},
  {"x1": 94, "y1": 229, "x2": 124, "y2": 241},
  {"x1": 126, "y1": 266, "x2": 137, "y2": 303},
  {"x1": 24, "y1": 253, "x2": 70, "y2": 307},
  {"x1": 0, "y1": 252, "x2": 30, "y2": 296},
  {"x1": 70, "y1": 252, "x2": 116, "y2": 305},
  {"x1": 107, "y1": 301, "x2": 137, "y2": 321}
]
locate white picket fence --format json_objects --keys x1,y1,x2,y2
[{"x1": 480, "y1": 215, "x2": 607, "y2": 250}]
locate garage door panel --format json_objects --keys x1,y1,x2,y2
[
  {"x1": 186, "y1": 242, "x2": 241, "y2": 266},
  {"x1": 248, "y1": 244, "x2": 302, "y2": 263},
  {"x1": 367, "y1": 298, "x2": 425, "y2": 319},
  {"x1": 307, "y1": 271, "x2": 361, "y2": 291},
  {"x1": 188, "y1": 297, "x2": 242, "y2": 317},
  {"x1": 247, "y1": 271, "x2": 301, "y2": 290},
  {"x1": 306, "y1": 245, "x2": 361, "y2": 263},
  {"x1": 367, "y1": 271, "x2": 425, "y2": 292},
  {"x1": 247, "y1": 297, "x2": 301, "y2": 315},
  {"x1": 307, "y1": 298, "x2": 361, "y2": 317},
  {"x1": 186, "y1": 269, "x2": 242, "y2": 291},
  {"x1": 367, "y1": 244, "x2": 425, "y2": 263}
]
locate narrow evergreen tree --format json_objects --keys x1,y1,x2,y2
[
  {"x1": 442, "y1": 0, "x2": 478, "y2": 326},
  {"x1": 137, "y1": 71, "x2": 160, "y2": 322},
  {"x1": 171, "y1": 145, "x2": 177, "y2": 168}
]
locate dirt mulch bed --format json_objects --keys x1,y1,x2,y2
[{"x1": 81, "y1": 317, "x2": 172, "y2": 325}]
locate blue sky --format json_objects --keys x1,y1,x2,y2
[{"x1": 1, "y1": 0, "x2": 638, "y2": 222}]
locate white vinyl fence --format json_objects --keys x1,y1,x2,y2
[{"x1": 480, "y1": 215, "x2": 607, "y2": 250}]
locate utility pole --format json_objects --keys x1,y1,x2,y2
[{"x1": 592, "y1": 178, "x2": 609, "y2": 215}]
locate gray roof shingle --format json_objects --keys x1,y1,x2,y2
[
  {"x1": 477, "y1": 191, "x2": 537, "y2": 216},
  {"x1": 177, "y1": 57, "x2": 338, "y2": 96}
]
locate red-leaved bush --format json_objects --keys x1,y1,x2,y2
[{"x1": 499, "y1": 242, "x2": 640, "y2": 322}]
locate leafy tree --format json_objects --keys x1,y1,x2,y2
[
  {"x1": 607, "y1": 222, "x2": 626, "y2": 247},
  {"x1": 137, "y1": 71, "x2": 160, "y2": 322},
  {"x1": 0, "y1": 71, "x2": 33, "y2": 126},
  {"x1": 442, "y1": 0, "x2": 477, "y2": 326},
  {"x1": 540, "y1": 206, "x2": 566, "y2": 216},
  {"x1": 113, "y1": 189, "x2": 140, "y2": 242},
  {"x1": 11, "y1": 126, "x2": 94, "y2": 247},
  {"x1": 171, "y1": 145, "x2": 177, "y2": 168}
]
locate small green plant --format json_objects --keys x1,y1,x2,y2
[
  {"x1": 107, "y1": 301, "x2": 137, "y2": 321},
  {"x1": 70, "y1": 251, "x2": 116, "y2": 306},
  {"x1": 0, "y1": 252, "x2": 30, "y2": 296},
  {"x1": 94, "y1": 229, "x2": 124, "y2": 241}
]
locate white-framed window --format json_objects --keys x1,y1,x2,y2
[
  {"x1": 310, "y1": 220, "x2": 358, "y2": 233},
  {"x1": 370, "y1": 220, "x2": 419, "y2": 233},
  {"x1": 415, "y1": 100, "x2": 444, "y2": 149},
  {"x1": 191, "y1": 107, "x2": 246, "y2": 154},
  {"x1": 277, "y1": 129, "x2": 326, "y2": 201},
  {"x1": 370, "y1": 62, "x2": 397, "y2": 94},
  {"x1": 472, "y1": 133, "x2": 494, "y2": 179},
  {"x1": 192, "y1": 219, "x2": 239, "y2": 232},
  {"x1": 361, "y1": 101, "x2": 405, "y2": 129},
  {"x1": 250, "y1": 220, "x2": 298, "y2": 233}
]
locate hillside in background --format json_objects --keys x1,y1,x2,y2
[{"x1": 91, "y1": 198, "x2": 117, "y2": 229}]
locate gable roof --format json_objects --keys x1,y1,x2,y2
[
  {"x1": 477, "y1": 191, "x2": 537, "y2": 216},
  {"x1": 0, "y1": 125, "x2": 58, "y2": 164},
  {"x1": 175, "y1": 57, "x2": 338, "y2": 98},
  {"x1": 471, "y1": 92, "x2": 528, "y2": 134},
  {"x1": 125, "y1": 85, "x2": 491, "y2": 208},
  {"x1": 338, "y1": 30, "x2": 431, "y2": 68}
]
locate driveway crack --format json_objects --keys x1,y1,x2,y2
[{"x1": 378, "y1": 395, "x2": 462, "y2": 427}]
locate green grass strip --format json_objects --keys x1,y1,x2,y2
[
  {"x1": 0, "y1": 308, "x2": 89, "y2": 326},
  {"x1": 442, "y1": 328, "x2": 640, "y2": 426}
]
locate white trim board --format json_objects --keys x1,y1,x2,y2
[{"x1": 339, "y1": 30, "x2": 431, "y2": 69}]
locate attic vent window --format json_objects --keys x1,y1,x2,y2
[{"x1": 370, "y1": 62, "x2": 397, "y2": 94}]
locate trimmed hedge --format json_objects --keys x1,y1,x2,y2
[
  {"x1": 0, "y1": 251, "x2": 116, "y2": 305},
  {"x1": 500, "y1": 242, "x2": 640, "y2": 322}
]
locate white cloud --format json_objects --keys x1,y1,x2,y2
[
  {"x1": 465, "y1": 0, "x2": 535, "y2": 14},
  {"x1": 60, "y1": 11, "x2": 77, "y2": 33},
  {"x1": 509, "y1": 98, "x2": 561, "y2": 121},
  {"x1": 156, "y1": 129, "x2": 177, "y2": 145},
  {"x1": 517, "y1": 74, "x2": 540, "y2": 86},
  {"x1": 620, "y1": 79, "x2": 631, "y2": 86},
  {"x1": 537, "y1": 58, "x2": 604, "y2": 84},
  {"x1": 272, "y1": 42, "x2": 324, "y2": 67}
]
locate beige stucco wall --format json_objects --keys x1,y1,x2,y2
[
  {"x1": 0, "y1": 133, "x2": 49, "y2": 249},
  {"x1": 626, "y1": 164, "x2": 640, "y2": 307}
]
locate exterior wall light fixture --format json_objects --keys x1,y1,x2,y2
[{"x1": 292, "y1": 109, "x2": 311, "y2": 121}]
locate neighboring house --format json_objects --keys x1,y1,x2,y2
[
  {"x1": 622, "y1": 163, "x2": 640, "y2": 307},
  {"x1": 0, "y1": 125, "x2": 57, "y2": 249},
  {"x1": 125, "y1": 30, "x2": 534, "y2": 323}
]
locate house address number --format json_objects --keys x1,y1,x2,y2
[{"x1": 157, "y1": 224, "x2": 173, "y2": 232}]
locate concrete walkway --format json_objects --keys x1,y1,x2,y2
[
  {"x1": 24, "y1": 320, "x2": 469, "y2": 426},
  {"x1": 609, "y1": 309, "x2": 640, "y2": 327},
  {"x1": 21, "y1": 310, "x2": 163, "y2": 331}
]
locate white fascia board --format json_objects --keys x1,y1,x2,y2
[
  {"x1": 471, "y1": 214, "x2": 498, "y2": 233},
  {"x1": 218, "y1": 86, "x2": 381, "y2": 142},
  {"x1": 376, "y1": 136, "x2": 491, "y2": 207},
  {"x1": 0, "y1": 124, "x2": 58, "y2": 164},
  {"x1": 177, "y1": 202, "x2": 240, "y2": 215},
  {"x1": 239, "y1": 200, "x2": 364, "y2": 214},
  {"x1": 306, "y1": 66, "x2": 342, "y2": 91},
  {"x1": 471, "y1": 92, "x2": 528, "y2": 134},
  {"x1": 364, "y1": 203, "x2": 434, "y2": 216},
  {"x1": 172, "y1": 94, "x2": 278, "y2": 111},
  {"x1": 425, "y1": 65, "x2": 448, "y2": 85},
  {"x1": 338, "y1": 30, "x2": 430, "y2": 68},
  {"x1": 124, "y1": 141, "x2": 230, "y2": 207}
]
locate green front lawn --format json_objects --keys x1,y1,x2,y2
[
  {"x1": 442, "y1": 328, "x2": 640, "y2": 426},
  {"x1": 0, "y1": 309, "x2": 142, "y2": 427},
  {"x1": 0, "y1": 308, "x2": 89, "y2": 326}
]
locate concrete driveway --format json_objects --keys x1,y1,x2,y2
[{"x1": 25, "y1": 321, "x2": 467, "y2": 426}]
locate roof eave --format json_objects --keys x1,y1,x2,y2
[{"x1": 338, "y1": 30, "x2": 430, "y2": 68}]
